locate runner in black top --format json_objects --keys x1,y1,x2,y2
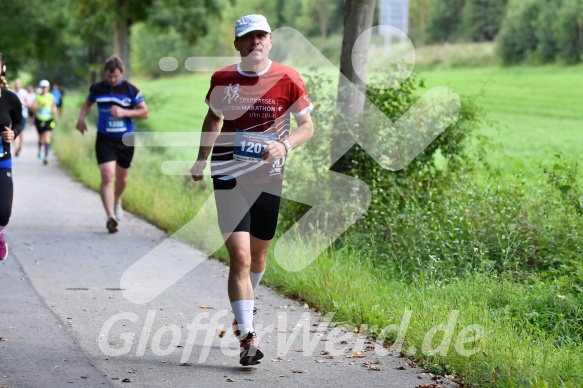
[{"x1": 0, "y1": 52, "x2": 24, "y2": 260}]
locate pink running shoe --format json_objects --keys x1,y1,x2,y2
[{"x1": 0, "y1": 234, "x2": 7, "y2": 260}]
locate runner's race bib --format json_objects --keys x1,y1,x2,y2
[
  {"x1": 233, "y1": 132, "x2": 276, "y2": 163},
  {"x1": 106, "y1": 118, "x2": 127, "y2": 133},
  {"x1": 38, "y1": 108, "x2": 51, "y2": 118}
]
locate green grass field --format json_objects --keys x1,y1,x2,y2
[
  {"x1": 417, "y1": 65, "x2": 583, "y2": 178},
  {"x1": 54, "y1": 64, "x2": 583, "y2": 386},
  {"x1": 135, "y1": 64, "x2": 583, "y2": 181},
  {"x1": 135, "y1": 74, "x2": 209, "y2": 135}
]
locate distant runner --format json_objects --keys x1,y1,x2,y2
[
  {"x1": 50, "y1": 83, "x2": 64, "y2": 115},
  {"x1": 33, "y1": 79, "x2": 57, "y2": 165},
  {"x1": 12, "y1": 78, "x2": 30, "y2": 157},
  {"x1": 76, "y1": 56, "x2": 149, "y2": 233}
]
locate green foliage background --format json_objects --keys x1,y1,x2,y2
[
  {"x1": 6, "y1": 0, "x2": 583, "y2": 385},
  {"x1": 52, "y1": 64, "x2": 583, "y2": 385},
  {"x1": 5, "y1": 0, "x2": 583, "y2": 85}
]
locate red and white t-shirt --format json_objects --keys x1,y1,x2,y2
[{"x1": 205, "y1": 60, "x2": 312, "y2": 184}]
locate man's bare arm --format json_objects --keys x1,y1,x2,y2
[
  {"x1": 263, "y1": 110, "x2": 314, "y2": 162},
  {"x1": 76, "y1": 100, "x2": 94, "y2": 134},
  {"x1": 191, "y1": 108, "x2": 223, "y2": 181}
]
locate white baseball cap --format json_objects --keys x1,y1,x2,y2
[
  {"x1": 235, "y1": 14, "x2": 271, "y2": 38},
  {"x1": 39, "y1": 79, "x2": 50, "y2": 88}
]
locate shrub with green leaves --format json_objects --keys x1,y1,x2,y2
[
  {"x1": 281, "y1": 67, "x2": 489, "y2": 274},
  {"x1": 461, "y1": 0, "x2": 509, "y2": 42},
  {"x1": 534, "y1": 0, "x2": 561, "y2": 63},
  {"x1": 555, "y1": 0, "x2": 583, "y2": 64},
  {"x1": 497, "y1": 0, "x2": 583, "y2": 65},
  {"x1": 426, "y1": 0, "x2": 464, "y2": 43},
  {"x1": 282, "y1": 67, "x2": 583, "y2": 284},
  {"x1": 496, "y1": 0, "x2": 541, "y2": 65}
]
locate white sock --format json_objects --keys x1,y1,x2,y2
[
  {"x1": 231, "y1": 299, "x2": 254, "y2": 339},
  {"x1": 250, "y1": 269, "x2": 265, "y2": 293}
]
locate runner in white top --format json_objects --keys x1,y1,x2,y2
[{"x1": 12, "y1": 78, "x2": 29, "y2": 157}]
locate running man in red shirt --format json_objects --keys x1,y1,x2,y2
[{"x1": 190, "y1": 14, "x2": 314, "y2": 366}]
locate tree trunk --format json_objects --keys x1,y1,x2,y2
[
  {"x1": 420, "y1": 0, "x2": 427, "y2": 45},
  {"x1": 317, "y1": 4, "x2": 329, "y2": 39},
  {"x1": 114, "y1": 0, "x2": 131, "y2": 79},
  {"x1": 332, "y1": 0, "x2": 376, "y2": 169},
  {"x1": 89, "y1": 38, "x2": 107, "y2": 85}
]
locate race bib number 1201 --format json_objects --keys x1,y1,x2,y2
[{"x1": 233, "y1": 132, "x2": 276, "y2": 163}]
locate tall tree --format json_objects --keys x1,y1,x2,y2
[
  {"x1": 0, "y1": 0, "x2": 70, "y2": 74},
  {"x1": 0, "y1": 0, "x2": 34, "y2": 70},
  {"x1": 555, "y1": 0, "x2": 583, "y2": 64},
  {"x1": 496, "y1": 0, "x2": 541, "y2": 64},
  {"x1": 408, "y1": 0, "x2": 430, "y2": 44},
  {"x1": 279, "y1": 0, "x2": 344, "y2": 38},
  {"x1": 73, "y1": 0, "x2": 144, "y2": 79},
  {"x1": 461, "y1": 0, "x2": 508, "y2": 41},
  {"x1": 333, "y1": 0, "x2": 376, "y2": 168},
  {"x1": 114, "y1": 0, "x2": 138, "y2": 79},
  {"x1": 426, "y1": 0, "x2": 465, "y2": 43},
  {"x1": 337, "y1": 0, "x2": 376, "y2": 120},
  {"x1": 73, "y1": 0, "x2": 220, "y2": 79},
  {"x1": 295, "y1": 0, "x2": 341, "y2": 38}
]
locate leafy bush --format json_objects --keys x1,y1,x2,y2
[
  {"x1": 280, "y1": 66, "x2": 490, "y2": 276},
  {"x1": 131, "y1": 23, "x2": 193, "y2": 78},
  {"x1": 497, "y1": 0, "x2": 583, "y2": 65},
  {"x1": 496, "y1": 0, "x2": 541, "y2": 65},
  {"x1": 542, "y1": 154, "x2": 583, "y2": 216},
  {"x1": 461, "y1": 0, "x2": 509, "y2": 42},
  {"x1": 426, "y1": 0, "x2": 464, "y2": 43},
  {"x1": 555, "y1": 0, "x2": 583, "y2": 64},
  {"x1": 281, "y1": 66, "x2": 583, "y2": 285},
  {"x1": 534, "y1": 1, "x2": 561, "y2": 63}
]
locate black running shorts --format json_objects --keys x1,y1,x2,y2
[
  {"x1": 95, "y1": 133, "x2": 135, "y2": 169},
  {"x1": 0, "y1": 169, "x2": 13, "y2": 227},
  {"x1": 213, "y1": 178, "x2": 283, "y2": 241},
  {"x1": 35, "y1": 118, "x2": 53, "y2": 134}
]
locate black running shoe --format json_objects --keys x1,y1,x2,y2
[
  {"x1": 239, "y1": 332, "x2": 263, "y2": 366},
  {"x1": 106, "y1": 216, "x2": 118, "y2": 233}
]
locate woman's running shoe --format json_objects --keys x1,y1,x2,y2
[
  {"x1": 106, "y1": 216, "x2": 118, "y2": 233},
  {"x1": 0, "y1": 234, "x2": 8, "y2": 260}
]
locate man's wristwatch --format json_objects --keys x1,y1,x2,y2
[{"x1": 278, "y1": 138, "x2": 293, "y2": 154}]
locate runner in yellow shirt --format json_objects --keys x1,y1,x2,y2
[{"x1": 33, "y1": 80, "x2": 57, "y2": 165}]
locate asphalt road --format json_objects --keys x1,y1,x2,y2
[{"x1": 0, "y1": 130, "x2": 451, "y2": 388}]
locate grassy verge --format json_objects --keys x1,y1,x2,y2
[
  {"x1": 267, "y1": 246, "x2": 583, "y2": 387},
  {"x1": 53, "y1": 68, "x2": 583, "y2": 386}
]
